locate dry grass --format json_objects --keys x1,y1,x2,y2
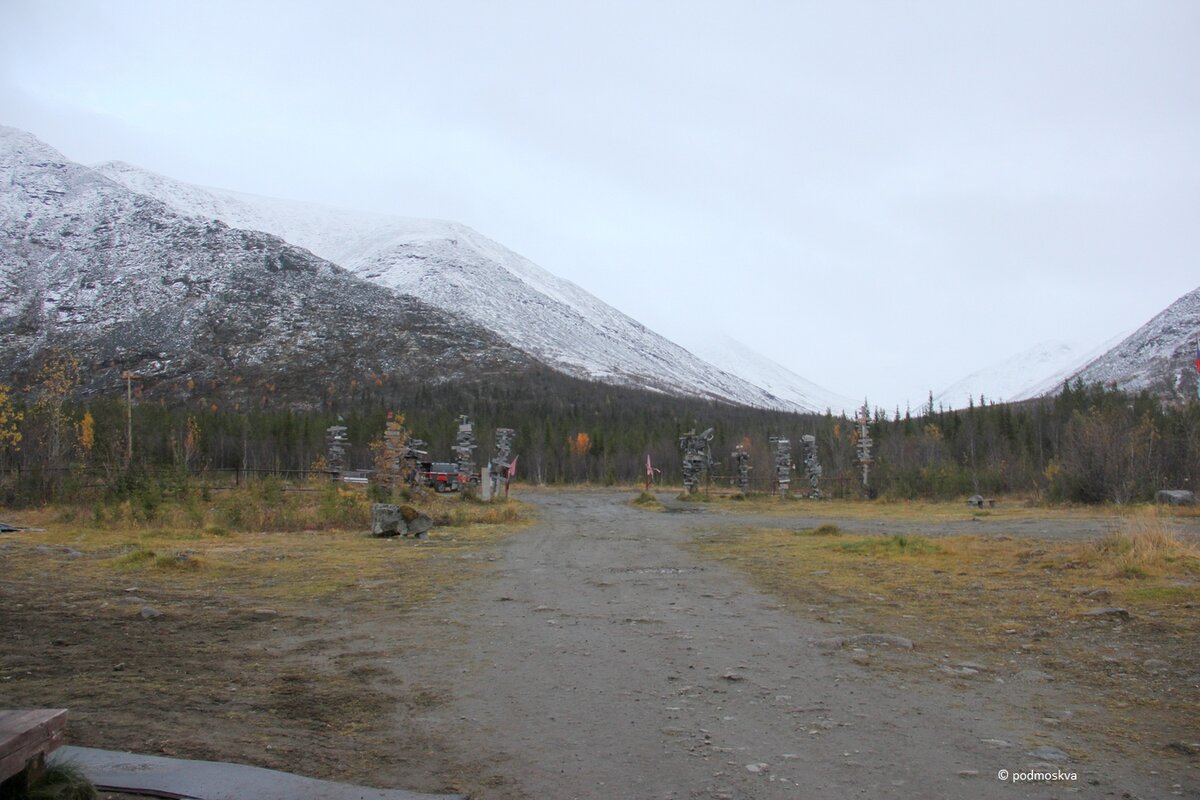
[
  {"x1": 1093, "y1": 517, "x2": 1200, "y2": 579},
  {"x1": 2, "y1": 481, "x2": 534, "y2": 605},
  {"x1": 694, "y1": 491, "x2": 1162, "y2": 525}
]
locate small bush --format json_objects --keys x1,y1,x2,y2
[
  {"x1": 798, "y1": 524, "x2": 841, "y2": 536},
  {"x1": 153, "y1": 552, "x2": 200, "y2": 571},
  {"x1": 28, "y1": 760, "x2": 97, "y2": 800}
]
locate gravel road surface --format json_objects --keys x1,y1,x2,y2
[{"x1": 391, "y1": 491, "x2": 1188, "y2": 799}]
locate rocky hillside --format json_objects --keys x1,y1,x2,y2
[
  {"x1": 96, "y1": 160, "x2": 827, "y2": 412},
  {"x1": 1068, "y1": 285, "x2": 1200, "y2": 401},
  {"x1": 0, "y1": 126, "x2": 533, "y2": 408}
]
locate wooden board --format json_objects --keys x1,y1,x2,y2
[{"x1": 0, "y1": 708, "x2": 67, "y2": 783}]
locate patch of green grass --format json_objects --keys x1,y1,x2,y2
[
  {"x1": 1124, "y1": 584, "x2": 1199, "y2": 603},
  {"x1": 676, "y1": 492, "x2": 714, "y2": 502},
  {"x1": 113, "y1": 547, "x2": 157, "y2": 568},
  {"x1": 837, "y1": 533, "x2": 942, "y2": 556}
]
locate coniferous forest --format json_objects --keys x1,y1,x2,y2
[{"x1": 2, "y1": 352, "x2": 1197, "y2": 507}]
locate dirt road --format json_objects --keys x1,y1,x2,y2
[{"x1": 388, "y1": 491, "x2": 1191, "y2": 799}]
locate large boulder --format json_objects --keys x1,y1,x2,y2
[
  {"x1": 370, "y1": 503, "x2": 433, "y2": 538},
  {"x1": 401, "y1": 505, "x2": 433, "y2": 538},
  {"x1": 1156, "y1": 489, "x2": 1196, "y2": 506},
  {"x1": 370, "y1": 503, "x2": 407, "y2": 537}
]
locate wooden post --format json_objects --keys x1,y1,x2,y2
[{"x1": 120, "y1": 371, "x2": 137, "y2": 466}]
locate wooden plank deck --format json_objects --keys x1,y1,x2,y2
[{"x1": 0, "y1": 709, "x2": 67, "y2": 785}]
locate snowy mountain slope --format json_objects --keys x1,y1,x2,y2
[
  {"x1": 685, "y1": 334, "x2": 856, "y2": 416},
  {"x1": 934, "y1": 335, "x2": 1128, "y2": 409},
  {"x1": 0, "y1": 126, "x2": 533, "y2": 405},
  {"x1": 96, "y1": 161, "x2": 824, "y2": 411},
  {"x1": 1068, "y1": 285, "x2": 1200, "y2": 400}
]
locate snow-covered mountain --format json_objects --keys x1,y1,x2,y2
[
  {"x1": 934, "y1": 336, "x2": 1127, "y2": 409},
  {"x1": 0, "y1": 125, "x2": 532, "y2": 406},
  {"x1": 685, "y1": 334, "x2": 856, "y2": 416},
  {"x1": 95, "y1": 160, "x2": 826, "y2": 412},
  {"x1": 1069, "y1": 285, "x2": 1200, "y2": 400}
]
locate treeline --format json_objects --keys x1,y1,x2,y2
[{"x1": 1, "y1": 354, "x2": 1197, "y2": 505}]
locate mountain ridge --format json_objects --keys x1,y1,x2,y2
[{"x1": 94, "y1": 158, "x2": 843, "y2": 412}]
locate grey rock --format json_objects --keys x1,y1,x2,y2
[
  {"x1": 139, "y1": 606, "x2": 162, "y2": 619},
  {"x1": 1081, "y1": 607, "x2": 1130, "y2": 619},
  {"x1": 1025, "y1": 746, "x2": 1070, "y2": 762},
  {"x1": 371, "y1": 503, "x2": 408, "y2": 537},
  {"x1": 938, "y1": 664, "x2": 978, "y2": 677},
  {"x1": 404, "y1": 508, "x2": 433, "y2": 538},
  {"x1": 1014, "y1": 669, "x2": 1054, "y2": 682},
  {"x1": 1156, "y1": 489, "x2": 1196, "y2": 506},
  {"x1": 1141, "y1": 658, "x2": 1169, "y2": 673},
  {"x1": 120, "y1": 596, "x2": 147, "y2": 605}
]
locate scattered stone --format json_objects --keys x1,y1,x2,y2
[
  {"x1": 938, "y1": 665, "x2": 978, "y2": 677},
  {"x1": 1081, "y1": 607, "x2": 1130, "y2": 619},
  {"x1": 63, "y1": 548, "x2": 83, "y2": 558},
  {"x1": 1026, "y1": 746, "x2": 1070, "y2": 762},
  {"x1": 956, "y1": 661, "x2": 988, "y2": 671},
  {"x1": 1166, "y1": 741, "x2": 1200, "y2": 756},
  {"x1": 957, "y1": 770, "x2": 979, "y2": 778},
  {"x1": 980, "y1": 738, "x2": 1012, "y2": 748},
  {"x1": 120, "y1": 596, "x2": 147, "y2": 605},
  {"x1": 251, "y1": 608, "x2": 278, "y2": 617},
  {"x1": 1142, "y1": 658, "x2": 1169, "y2": 673},
  {"x1": 1041, "y1": 718, "x2": 1061, "y2": 728},
  {"x1": 721, "y1": 672, "x2": 745, "y2": 682},
  {"x1": 139, "y1": 606, "x2": 162, "y2": 619},
  {"x1": 1071, "y1": 586, "x2": 1112, "y2": 599},
  {"x1": 744, "y1": 763, "x2": 769, "y2": 773},
  {"x1": 112, "y1": 663, "x2": 124, "y2": 671},
  {"x1": 849, "y1": 633, "x2": 913, "y2": 649},
  {"x1": 816, "y1": 633, "x2": 913, "y2": 650},
  {"x1": 1013, "y1": 669, "x2": 1054, "y2": 682},
  {"x1": 850, "y1": 652, "x2": 871, "y2": 666}
]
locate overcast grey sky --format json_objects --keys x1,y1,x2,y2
[{"x1": 3, "y1": 1, "x2": 1197, "y2": 408}]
